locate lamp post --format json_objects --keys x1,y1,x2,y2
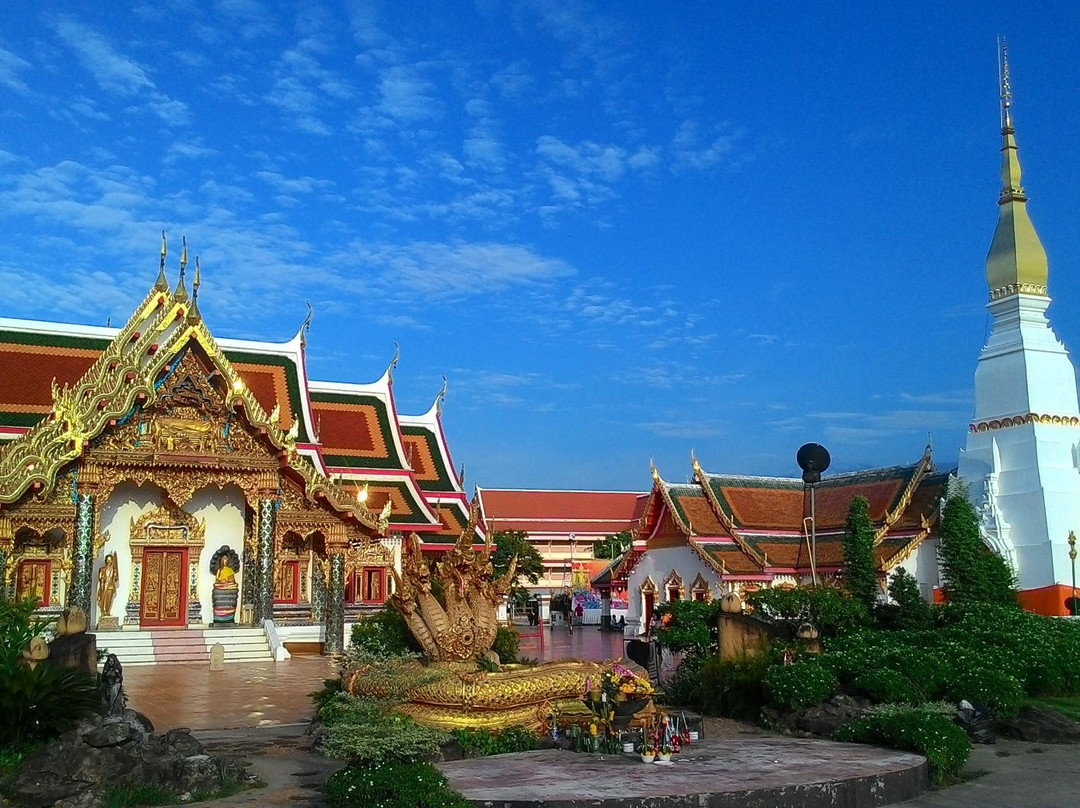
[
  {"x1": 796, "y1": 443, "x2": 831, "y2": 587},
  {"x1": 1068, "y1": 531, "x2": 1077, "y2": 617}
]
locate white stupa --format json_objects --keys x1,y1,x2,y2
[{"x1": 958, "y1": 48, "x2": 1080, "y2": 615}]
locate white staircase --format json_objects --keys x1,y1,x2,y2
[{"x1": 96, "y1": 626, "x2": 275, "y2": 667}]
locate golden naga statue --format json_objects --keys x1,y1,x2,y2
[
  {"x1": 345, "y1": 505, "x2": 654, "y2": 732},
  {"x1": 389, "y1": 513, "x2": 515, "y2": 662}
]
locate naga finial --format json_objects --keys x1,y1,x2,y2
[
  {"x1": 385, "y1": 342, "x2": 400, "y2": 383},
  {"x1": 435, "y1": 374, "x2": 448, "y2": 415},
  {"x1": 300, "y1": 301, "x2": 313, "y2": 348}
]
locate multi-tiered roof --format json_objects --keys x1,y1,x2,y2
[
  {"x1": 618, "y1": 446, "x2": 949, "y2": 585},
  {"x1": 0, "y1": 251, "x2": 467, "y2": 543}
]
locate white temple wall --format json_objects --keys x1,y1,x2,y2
[
  {"x1": 94, "y1": 482, "x2": 247, "y2": 627},
  {"x1": 95, "y1": 483, "x2": 163, "y2": 628},
  {"x1": 894, "y1": 538, "x2": 940, "y2": 601},
  {"x1": 625, "y1": 545, "x2": 718, "y2": 636},
  {"x1": 186, "y1": 485, "x2": 246, "y2": 624}
]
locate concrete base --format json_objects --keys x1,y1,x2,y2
[{"x1": 438, "y1": 737, "x2": 928, "y2": 808}]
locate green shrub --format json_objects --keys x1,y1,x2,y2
[
  {"x1": 947, "y1": 667, "x2": 1024, "y2": 718},
  {"x1": 450, "y1": 726, "x2": 538, "y2": 757},
  {"x1": 0, "y1": 597, "x2": 50, "y2": 670},
  {"x1": 834, "y1": 710, "x2": 970, "y2": 786},
  {"x1": 747, "y1": 587, "x2": 868, "y2": 636},
  {"x1": 694, "y1": 654, "x2": 770, "y2": 720},
  {"x1": 938, "y1": 488, "x2": 1018, "y2": 607},
  {"x1": 763, "y1": 661, "x2": 837, "y2": 712},
  {"x1": 0, "y1": 664, "x2": 99, "y2": 746},
  {"x1": 324, "y1": 760, "x2": 472, "y2": 808},
  {"x1": 661, "y1": 652, "x2": 707, "y2": 708},
  {"x1": 853, "y1": 668, "x2": 919, "y2": 705},
  {"x1": 316, "y1": 694, "x2": 449, "y2": 765},
  {"x1": 654, "y1": 599, "x2": 721, "y2": 656},
  {"x1": 879, "y1": 568, "x2": 933, "y2": 630},
  {"x1": 100, "y1": 783, "x2": 177, "y2": 808},
  {"x1": 491, "y1": 626, "x2": 520, "y2": 664},
  {"x1": 349, "y1": 608, "x2": 420, "y2": 659}
]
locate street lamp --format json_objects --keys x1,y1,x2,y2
[
  {"x1": 797, "y1": 443, "x2": 831, "y2": 587},
  {"x1": 1068, "y1": 531, "x2": 1077, "y2": 617}
]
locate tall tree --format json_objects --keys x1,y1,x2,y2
[
  {"x1": 842, "y1": 496, "x2": 878, "y2": 610},
  {"x1": 938, "y1": 483, "x2": 1018, "y2": 605},
  {"x1": 490, "y1": 530, "x2": 544, "y2": 600},
  {"x1": 593, "y1": 531, "x2": 632, "y2": 559}
]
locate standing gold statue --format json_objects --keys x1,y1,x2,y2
[{"x1": 96, "y1": 552, "x2": 119, "y2": 618}]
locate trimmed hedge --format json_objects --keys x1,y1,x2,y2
[{"x1": 834, "y1": 710, "x2": 970, "y2": 786}]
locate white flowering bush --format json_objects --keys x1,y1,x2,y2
[
  {"x1": 763, "y1": 661, "x2": 837, "y2": 712},
  {"x1": 324, "y1": 760, "x2": 471, "y2": 808},
  {"x1": 834, "y1": 710, "x2": 970, "y2": 786}
]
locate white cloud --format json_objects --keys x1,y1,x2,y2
[
  {"x1": 672, "y1": 119, "x2": 742, "y2": 171},
  {"x1": 0, "y1": 44, "x2": 31, "y2": 94},
  {"x1": 51, "y1": 16, "x2": 189, "y2": 124}
]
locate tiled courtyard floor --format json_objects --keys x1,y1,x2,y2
[
  {"x1": 122, "y1": 625, "x2": 627, "y2": 731},
  {"x1": 123, "y1": 655, "x2": 337, "y2": 731}
]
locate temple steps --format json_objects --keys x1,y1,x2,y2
[{"x1": 96, "y1": 626, "x2": 275, "y2": 667}]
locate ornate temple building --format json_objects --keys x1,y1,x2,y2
[
  {"x1": 0, "y1": 248, "x2": 471, "y2": 660},
  {"x1": 957, "y1": 53, "x2": 1080, "y2": 616},
  {"x1": 611, "y1": 450, "x2": 948, "y2": 635}
]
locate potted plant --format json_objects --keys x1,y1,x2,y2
[
  {"x1": 657, "y1": 741, "x2": 673, "y2": 763},
  {"x1": 639, "y1": 741, "x2": 656, "y2": 763}
]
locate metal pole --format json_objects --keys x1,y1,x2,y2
[
  {"x1": 810, "y1": 483, "x2": 819, "y2": 587},
  {"x1": 1069, "y1": 531, "x2": 1077, "y2": 617}
]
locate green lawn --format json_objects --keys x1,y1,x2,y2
[{"x1": 1022, "y1": 696, "x2": 1080, "y2": 723}]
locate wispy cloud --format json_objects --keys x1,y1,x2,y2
[
  {"x1": 50, "y1": 16, "x2": 189, "y2": 124},
  {"x1": 637, "y1": 420, "x2": 724, "y2": 439},
  {"x1": 672, "y1": 119, "x2": 744, "y2": 171},
  {"x1": 0, "y1": 44, "x2": 31, "y2": 95}
]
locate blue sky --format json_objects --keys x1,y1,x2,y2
[{"x1": 2, "y1": 2, "x2": 1080, "y2": 490}]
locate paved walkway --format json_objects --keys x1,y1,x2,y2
[
  {"x1": 894, "y1": 737, "x2": 1080, "y2": 807},
  {"x1": 123, "y1": 656, "x2": 336, "y2": 730},
  {"x1": 439, "y1": 737, "x2": 927, "y2": 807}
]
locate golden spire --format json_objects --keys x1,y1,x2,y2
[
  {"x1": 187, "y1": 256, "x2": 202, "y2": 321},
  {"x1": 155, "y1": 231, "x2": 169, "y2": 291},
  {"x1": 174, "y1": 236, "x2": 189, "y2": 302},
  {"x1": 985, "y1": 39, "x2": 1048, "y2": 301}
]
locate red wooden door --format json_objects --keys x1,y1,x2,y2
[{"x1": 140, "y1": 548, "x2": 188, "y2": 626}]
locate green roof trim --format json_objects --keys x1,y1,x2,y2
[
  {"x1": 311, "y1": 390, "x2": 404, "y2": 469},
  {"x1": 401, "y1": 425, "x2": 457, "y2": 492},
  {"x1": 0, "y1": 329, "x2": 111, "y2": 351},
  {"x1": 665, "y1": 484, "x2": 703, "y2": 532},
  {"x1": 223, "y1": 349, "x2": 309, "y2": 443}
]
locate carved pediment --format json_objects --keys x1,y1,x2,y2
[{"x1": 129, "y1": 503, "x2": 205, "y2": 548}]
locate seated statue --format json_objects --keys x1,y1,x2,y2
[{"x1": 210, "y1": 545, "x2": 240, "y2": 624}]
